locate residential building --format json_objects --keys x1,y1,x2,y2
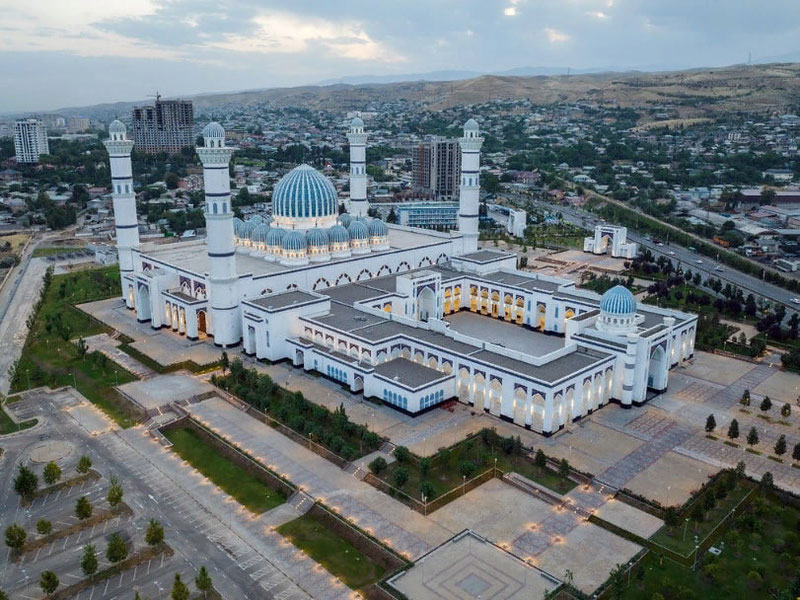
[
  {"x1": 132, "y1": 96, "x2": 194, "y2": 154},
  {"x1": 412, "y1": 137, "x2": 461, "y2": 199},
  {"x1": 14, "y1": 118, "x2": 49, "y2": 163}
]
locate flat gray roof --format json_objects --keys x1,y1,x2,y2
[
  {"x1": 459, "y1": 249, "x2": 514, "y2": 263},
  {"x1": 471, "y1": 347, "x2": 611, "y2": 384},
  {"x1": 374, "y1": 358, "x2": 452, "y2": 389},
  {"x1": 444, "y1": 312, "x2": 565, "y2": 357},
  {"x1": 321, "y1": 283, "x2": 387, "y2": 305},
  {"x1": 249, "y1": 290, "x2": 321, "y2": 311},
  {"x1": 308, "y1": 303, "x2": 386, "y2": 332}
]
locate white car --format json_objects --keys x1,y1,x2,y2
[
  {"x1": 714, "y1": 266, "x2": 724, "y2": 272},
  {"x1": 668, "y1": 251, "x2": 675, "y2": 256},
  {"x1": 696, "y1": 259, "x2": 703, "y2": 264},
  {"x1": 791, "y1": 298, "x2": 800, "y2": 305}
]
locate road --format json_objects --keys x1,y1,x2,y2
[{"x1": 513, "y1": 191, "x2": 800, "y2": 313}]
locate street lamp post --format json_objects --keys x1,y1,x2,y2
[
  {"x1": 683, "y1": 517, "x2": 689, "y2": 542},
  {"x1": 462, "y1": 475, "x2": 466, "y2": 495}
]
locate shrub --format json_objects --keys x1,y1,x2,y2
[
  {"x1": 36, "y1": 519, "x2": 52, "y2": 535},
  {"x1": 75, "y1": 496, "x2": 92, "y2": 520},
  {"x1": 393, "y1": 446, "x2": 411, "y2": 463},
  {"x1": 534, "y1": 449, "x2": 547, "y2": 468},
  {"x1": 76, "y1": 455, "x2": 92, "y2": 474},
  {"x1": 368, "y1": 456, "x2": 387, "y2": 475},
  {"x1": 420, "y1": 481, "x2": 435, "y2": 500},
  {"x1": 419, "y1": 457, "x2": 431, "y2": 477},
  {"x1": 760, "y1": 396, "x2": 772, "y2": 412},
  {"x1": 781, "y1": 403, "x2": 791, "y2": 418},
  {"x1": 4, "y1": 524, "x2": 26, "y2": 551},
  {"x1": 459, "y1": 461, "x2": 477, "y2": 479},
  {"x1": 13, "y1": 465, "x2": 38, "y2": 498},
  {"x1": 392, "y1": 467, "x2": 409, "y2": 488},
  {"x1": 145, "y1": 519, "x2": 164, "y2": 546},
  {"x1": 106, "y1": 533, "x2": 128, "y2": 563},
  {"x1": 43, "y1": 462, "x2": 62, "y2": 486}
]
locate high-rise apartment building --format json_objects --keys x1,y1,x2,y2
[
  {"x1": 14, "y1": 118, "x2": 49, "y2": 163},
  {"x1": 411, "y1": 137, "x2": 461, "y2": 199},
  {"x1": 131, "y1": 96, "x2": 194, "y2": 154}
]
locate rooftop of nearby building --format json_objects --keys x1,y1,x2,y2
[{"x1": 374, "y1": 358, "x2": 453, "y2": 389}]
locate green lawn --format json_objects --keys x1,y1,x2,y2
[
  {"x1": 11, "y1": 266, "x2": 140, "y2": 428},
  {"x1": 32, "y1": 246, "x2": 83, "y2": 258},
  {"x1": 618, "y1": 493, "x2": 800, "y2": 599},
  {"x1": 276, "y1": 513, "x2": 385, "y2": 590},
  {"x1": 163, "y1": 427, "x2": 286, "y2": 513},
  {"x1": 0, "y1": 404, "x2": 36, "y2": 434}
]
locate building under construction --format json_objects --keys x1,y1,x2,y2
[{"x1": 131, "y1": 95, "x2": 194, "y2": 154}]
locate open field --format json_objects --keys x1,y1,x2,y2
[{"x1": 163, "y1": 426, "x2": 286, "y2": 513}]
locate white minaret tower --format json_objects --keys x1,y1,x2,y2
[
  {"x1": 347, "y1": 116, "x2": 368, "y2": 217},
  {"x1": 196, "y1": 122, "x2": 240, "y2": 347},
  {"x1": 103, "y1": 120, "x2": 139, "y2": 307},
  {"x1": 458, "y1": 118, "x2": 484, "y2": 254}
]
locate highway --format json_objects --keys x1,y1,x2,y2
[{"x1": 512, "y1": 191, "x2": 800, "y2": 313}]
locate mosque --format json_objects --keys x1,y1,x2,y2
[{"x1": 103, "y1": 116, "x2": 696, "y2": 436}]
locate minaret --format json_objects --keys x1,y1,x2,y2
[
  {"x1": 196, "y1": 122, "x2": 239, "y2": 347},
  {"x1": 103, "y1": 120, "x2": 139, "y2": 306},
  {"x1": 347, "y1": 116, "x2": 368, "y2": 217},
  {"x1": 458, "y1": 118, "x2": 484, "y2": 254}
]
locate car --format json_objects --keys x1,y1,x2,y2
[
  {"x1": 696, "y1": 259, "x2": 703, "y2": 264},
  {"x1": 714, "y1": 266, "x2": 724, "y2": 272},
  {"x1": 656, "y1": 243, "x2": 664, "y2": 247},
  {"x1": 668, "y1": 251, "x2": 675, "y2": 256},
  {"x1": 792, "y1": 298, "x2": 800, "y2": 305}
]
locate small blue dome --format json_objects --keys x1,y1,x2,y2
[
  {"x1": 338, "y1": 213, "x2": 353, "y2": 228},
  {"x1": 246, "y1": 215, "x2": 265, "y2": 226},
  {"x1": 282, "y1": 230, "x2": 306, "y2": 251},
  {"x1": 600, "y1": 285, "x2": 637, "y2": 315},
  {"x1": 240, "y1": 221, "x2": 256, "y2": 240},
  {"x1": 252, "y1": 224, "x2": 271, "y2": 243},
  {"x1": 348, "y1": 220, "x2": 369, "y2": 240},
  {"x1": 328, "y1": 224, "x2": 350, "y2": 244},
  {"x1": 368, "y1": 218, "x2": 388, "y2": 237},
  {"x1": 306, "y1": 227, "x2": 329, "y2": 248},
  {"x1": 267, "y1": 227, "x2": 286, "y2": 246},
  {"x1": 272, "y1": 164, "x2": 337, "y2": 221},
  {"x1": 233, "y1": 217, "x2": 244, "y2": 236},
  {"x1": 464, "y1": 118, "x2": 479, "y2": 131},
  {"x1": 203, "y1": 122, "x2": 225, "y2": 139},
  {"x1": 108, "y1": 120, "x2": 126, "y2": 134},
  {"x1": 351, "y1": 116, "x2": 364, "y2": 128}
]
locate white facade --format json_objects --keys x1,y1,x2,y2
[
  {"x1": 14, "y1": 119, "x2": 49, "y2": 163},
  {"x1": 106, "y1": 117, "x2": 696, "y2": 436},
  {"x1": 584, "y1": 224, "x2": 637, "y2": 259}
]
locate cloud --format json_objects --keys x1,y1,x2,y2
[{"x1": 544, "y1": 27, "x2": 569, "y2": 43}]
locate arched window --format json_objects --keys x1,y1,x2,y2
[
  {"x1": 222, "y1": 202, "x2": 227, "y2": 213},
  {"x1": 213, "y1": 203, "x2": 218, "y2": 214}
]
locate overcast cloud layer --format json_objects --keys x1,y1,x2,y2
[{"x1": 1, "y1": 0, "x2": 800, "y2": 113}]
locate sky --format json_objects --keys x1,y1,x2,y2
[{"x1": 2, "y1": 0, "x2": 800, "y2": 113}]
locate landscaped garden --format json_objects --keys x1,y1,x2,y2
[
  {"x1": 0, "y1": 400, "x2": 36, "y2": 434},
  {"x1": 9, "y1": 266, "x2": 139, "y2": 427},
  {"x1": 369, "y1": 428, "x2": 576, "y2": 506},
  {"x1": 212, "y1": 358, "x2": 382, "y2": 461},
  {"x1": 276, "y1": 513, "x2": 386, "y2": 590},
  {"x1": 162, "y1": 425, "x2": 286, "y2": 513}
]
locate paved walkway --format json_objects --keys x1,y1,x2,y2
[
  {"x1": 704, "y1": 364, "x2": 775, "y2": 409},
  {"x1": 83, "y1": 333, "x2": 155, "y2": 379}
]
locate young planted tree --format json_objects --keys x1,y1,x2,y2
[
  {"x1": 145, "y1": 520, "x2": 164, "y2": 547},
  {"x1": 81, "y1": 544, "x2": 98, "y2": 576},
  {"x1": 195, "y1": 566, "x2": 213, "y2": 598},
  {"x1": 774, "y1": 434, "x2": 787, "y2": 457},
  {"x1": 40, "y1": 571, "x2": 59, "y2": 596},
  {"x1": 760, "y1": 472, "x2": 774, "y2": 494},
  {"x1": 392, "y1": 467, "x2": 409, "y2": 488},
  {"x1": 75, "y1": 496, "x2": 93, "y2": 520},
  {"x1": 220, "y1": 351, "x2": 230, "y2": 374},
  {"x1": 419, "y1": 457, "x2": 431, "y2": 478},
  {"x1": 393, "y1": 446, "x2": 411, "y2": 463},
  {"x1": 43, "y1": 461, "x2": 62, "y2": 486},
  {"x1": 13, "y1": 464, "x2": 38, "y2": 499},
  {"x1": 106, "y1": 533, "x2": 128, "y2": 563},
  {"x1": 558, "y1": 458, "x2": 571, "y2": 480},
  {"x1": 534, "y1": 449, "x2": 547, "y2": 468},
  {"x1": 781, "y1": 403, "x2": 792, "y2": 418},
  {"x1": 171, "y1": 574, "x2": 190, "y2": 600},
  {"x1": 739, "y1": 390, "x2": 750, "y2": 407},
  {"x1": 747, "y1": 427, "x2": 760, "y2": 447},
  {"x1": 0, "y1": 588, "x2": 8, "y2": 600},
  {"x1": 727, "y1": 419, "x2": 739, "y2": 440},
  {"x1": 76, "y1": 455, "x2": 92, "y2": 474},
  {"x1": 106, "y1": 475, "x2": 124, "y2": 508},
  {"x1": 760, "y1": 396, "x2": 772, "y2": 412},
  {"x1": 368, "y1": 456, "x2": 387, "y2": 475},
  {"x1": 36, "y1": 519, "x2": 52, "y2": 535},
  {"x1": 793, "y1": 443, "x2": 800, "y2": 462},
  {"x1": 705, "y1": 414, "x2": 716, "y2": 433},
  {"x1": 4, "y1": 524, "x2": 26, "y2": 553}
]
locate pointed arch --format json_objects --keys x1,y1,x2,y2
[{"x1": 335, "y1": 273, "x2": 352, "y2": 285}]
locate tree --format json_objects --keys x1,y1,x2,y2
[
  {"x1": 393, "y1": 446, "x2": 411, "y2": 463},
  {"x1": 368, "y1": 456, "x2": 387, "y2": 474},
  {"x1": 145, "y1": 519, "x2": 164, "y2": 546},
  {"x1": 14, "y1": 464, "x2": 38, "y2": 498},
  {"x1": 747, "y1": 426, "x2": 759, "y2": 447},
  {"x1": 76, "y1": 337, "x2": 88, "y2": 359},
  {"x1": 81, "y1": 543, "x2": 98, "y2": 576},
  {"x1": 392, "y1": 467, "x2": 409, "y2": 488},
  {"x1": 419, "y1": 457, "x2": 431, "y2": 478},
  {"x1": 164, "y1": 172, "x2": 179, "y2": 190},
  {"x1": 36, "y1": 519, "x2": 52, "y2": 535},
  {"x1": 760, "y1": 396, "x2": 772, "y2": 412},
  {"x1": 740, "y1": 389, "x2": 750, "y2": 407},
  {"x1": 459, "y1": 461, "x2": 476, "y2": 479},
  {"x1": 775, "y1": 434, "x2": 787, "y2": 456},
  {"x1": 106, "y1": 533, "x2": 128, "y2": 563},
  {"x1": 43, "y1": 461, "x2": 62, "y2": 486},
  {"x1": 5, "y1": 523, "x2": 26, "y2": 552},
  {"x1": 760, "y1": 472, "x2": 774, "y2": 494},
  {"x1": 0, "y1": 589, "x2": 8, "y2": 600},
  {"x1": 107, "y1": 475, "x2": 124, "y2": 507},
  {"x1": 420, "y1": 481, "x2": 435, "y2": 500},
  {"x1": 40, "y1": 571, "x2": 59, "y2": 596},
  {"x1": 728, "y1": 419, "x2": 739, "y2": 440},
  {"x1": 705, "y1": 414, "x2": 716, "y2": 433},
  {"x1": 76, "y1": 454, "x2": 92, "y2": 474},
  {"x1": 793, "y1": 443, "x2": 800, "y2": 462},
  {"x1": 664, "y1": 506, "x2": 679, "y2": 527},
  {"x1": 558, "y1": 458, "x2": 570, "y2": 480},
  {"x1": 220, "y1": 351, "x2": 229, "y2": 374},
  {"x1": 171, "y1": 574, "x2": 190, "y2": 600},
  {"x1": 781, "y1": 403, "x2": 791, "y2": 418},
  {"x1": 75, "y1": 496, "x2": 92, "y2": 520},
  {"x1": 534, "y1": 449, "x2": 547, "y2": 468},
  {"x1": 195, "y1": 566, "x2": 213, "y2": 598}
]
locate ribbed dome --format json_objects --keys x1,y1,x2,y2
[
  {"x1": 348, "y1": 220, "x2": 369, "y2": 240},
  {"x1": 203, "y1": 122, "x2": 225, "y2": 139},
  {"x1": 272, "y1": 164, "x2": 337, "y2": 222},
  {"x1": 239, "y1": 222, "x2": 255, "y2": 240},
  {"x1": 328, "y1": 224, "x2": 350, "y2": 244},
  {"x1": 233, "y1": 217, "x2": 245, "y2": 237},
  {"x1": 282, "y1": 230, "x2": 306, "y2": 251},
  {"x1": 246, "y1": 215, "x2": 265, "y2": 226},
  {"x1": 600, "y1": 285, "x2": 637, "y2": 315},
  {"x1": 108, "y1": 120, "x2": 126, "y2": 134},
  {"x1": 368, "y1": 219, "x2": 388, "y2": 237},
  {"x1": 267, "y1": 227, "x2": 286, "y2": 246},
  {"x1": 351, "y1": 116, "x2": 364, "y2": 128},
  {"x1": 252, "y1": 224, "x2": 271, "y2": 243},
  {"x1": 339, "y1": 213, "x2": 353, "y2": 228},
  {"x1": 306, "y1": 227, "x2": 329, "y2": 248},
  {"x1": 464, "y1": 118, "x2": 479, "y2": 131}
]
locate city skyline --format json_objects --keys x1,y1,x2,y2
[{"x1": 2, "y1": 0, "x2": 800, "y2": 113}]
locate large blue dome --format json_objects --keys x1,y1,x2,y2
[
  {"x1": 600, "y1": 285, "x2": 637, "y2": 315},
  {"x1": 272, "y1": 164, "x2": 338, "y2": 221}
]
